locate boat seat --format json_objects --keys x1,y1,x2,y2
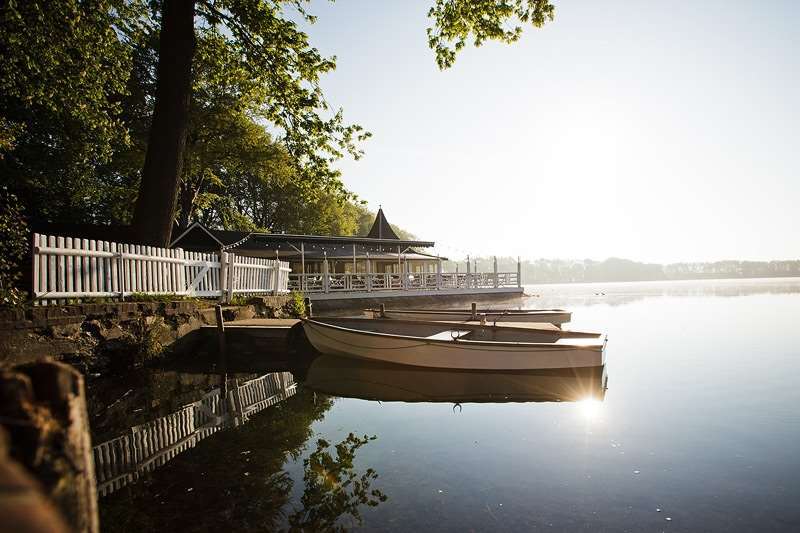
[{"x1": 426, "y1": 330, "x2": 471, "y2": 341}]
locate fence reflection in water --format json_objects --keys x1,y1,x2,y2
[{"x1": 92, "y1": 372, "x2": 296, "y2": 497}]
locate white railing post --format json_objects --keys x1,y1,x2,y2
[
  {"x1": 366, "y1": 252, "x2": 372, "y2": 292},
  {"x1": 323, "y1": 253, "x2": 329, "y2": 294}
]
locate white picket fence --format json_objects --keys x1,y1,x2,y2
[
  {"x1": 32, "y1": 233, "x2": 291, "y2": 304},
  {"x1": 93, "y1": 372, "x2": 296, "y2": 497}
]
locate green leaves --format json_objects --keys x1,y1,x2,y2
[
  {"x1": 0, "y1": 0, "x2": 136, "y2": 222},
  {"x1": 426, "y1": 0, "x2": 555, "y2": 69}
]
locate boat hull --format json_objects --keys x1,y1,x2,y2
[{"x1": 302, "y1": 320, "x2": 605, "y2": 371}]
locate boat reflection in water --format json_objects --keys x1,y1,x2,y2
[{"x1": 303, "y1": 355, "x2": 608, "y2": 404}]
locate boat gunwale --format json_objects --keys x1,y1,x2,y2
[
  {"x1": 303, "y1": 318, "x2": 606, "y2": 351},
  {"x1": 316, "y1": 316, "x2": 591, "y2": 336},
  {"x1": 364, "y1": 308, "x2": 570, "y2": 315}
]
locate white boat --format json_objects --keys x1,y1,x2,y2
[
  {"x1": 305, "y1": 355, "x2": 608, "y2": 403},
  {"x1": 302, "y1": 317, "x2": 606, "y2": 370},
  {"x1": 364, "y1": 307, "x2": 571, "y2": 326}
]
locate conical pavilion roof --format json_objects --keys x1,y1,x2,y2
[{"x1": 366, "y1": 207, "x2": 400, "y2": 240}]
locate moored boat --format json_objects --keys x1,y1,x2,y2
[
  {"x1": 302, "y1": 317, "x2": 606, "y2": 370},
  {"x1": 364, "y1": 307, "x2": 571, "y2": 326}
]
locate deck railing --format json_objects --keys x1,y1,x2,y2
[
  {"x1": 32, "y1": 233, "x2": 290, "y2": 304},
  {"x1": 92, "y1": 372, "x2": 296, "y2": 497},
  {"x1": 288, "y1": 271, "x2": 520, "y2": 294}
]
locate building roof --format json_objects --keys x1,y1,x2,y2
[
  {"x1": 366, "y1": 207, "x2": 400, "y2": 240},
  {"x1": 170, "y1": 212, "x2": 434, "y2": 254}
]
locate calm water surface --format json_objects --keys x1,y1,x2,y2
[{"x1": 99, "y1": 279, "x2": 800, "y2": 532}]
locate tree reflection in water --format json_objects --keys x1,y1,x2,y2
[
  {"x1": 288, "y1": 433, "x2": 387, "y2": 532},
  {"x1": 100, "y1": 388, "x2": 387, "y2": 532}
]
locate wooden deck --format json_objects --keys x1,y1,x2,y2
[{"x1": 217, "y1": 318, "x2": 301, "y2": 328}]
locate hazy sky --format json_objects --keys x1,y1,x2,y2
[{"x1": 299, "y1": 0, "x2": 798, "y2": 263}]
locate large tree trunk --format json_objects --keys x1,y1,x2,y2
[{"x1": 131, "y1": 0, "x2": 196, "y2": 247}]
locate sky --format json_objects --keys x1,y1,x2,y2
[{"x1": 297, "y1": 0, "x2": 799, "y2": 263}]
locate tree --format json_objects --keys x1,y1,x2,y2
[
  {"x1": 0, "y1": 0, "x2": 133, "y2": 223},
  {"x1": 426, "y1": 0, "x2": 555, "y2": 69},
  {"x1": 131, "y1": 0, "x2": 369, "y2": 245},
  {"x1": 132, "y1": 0, "x2": 554, "y2": 245}
]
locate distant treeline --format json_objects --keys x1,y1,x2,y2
[{"x1": 442, "y1": 257, "x2": 800, "y2": 284}]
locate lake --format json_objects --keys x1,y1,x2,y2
[{"x1": 97, "y1": 278, "x2": 800, "y2": 532}]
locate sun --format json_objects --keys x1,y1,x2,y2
[{"x1": 577, "y1": 397, "x2": 603, "y2": 421}]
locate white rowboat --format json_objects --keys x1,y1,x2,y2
[
  {"x1": 364, "y1": 307, "x2": 571, "y2": 326},
  {"x1": 302, "y1": 317, "x2": 606, "y2": 370}
]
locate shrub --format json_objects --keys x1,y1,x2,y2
[{"x1": 0, "y1": 188, "x2": 29, "y2": 307}]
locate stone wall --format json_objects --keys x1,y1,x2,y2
[{"x1": 0, "y1": 296, "x2": 293, "y2": 371}]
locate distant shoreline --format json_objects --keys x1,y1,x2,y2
[{"x1": 521, "y1": 275, "x2": 800, "y2": 286}]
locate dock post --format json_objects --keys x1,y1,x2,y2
[
  {"x1": 466, "y1": 255, "x2": 471, "y2": 289},
  {"x1": 215, "y1": 305, "x2": 228, "y2": 398},
  {"x1": 304, "y1": 297, "x2": 313, "y2": 318},
  {"x1": 493, "y1": 256, "x2": 498, "y2": 288},
  {"x1": 471, "y1": 302, "x2": 477, "y2": 320},
  {"x1": 379, "y1": 303, "x2": 386, "y2": 318},
  {"x1": 517, "y1": 256, "x2": 522, "y2": 288},
  {"x1": 436, "y1": 257, "x2": 442, "y2": 290}
]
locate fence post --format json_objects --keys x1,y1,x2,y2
[
  {"x1": 176, "y1": 248, "x2": 187, "y2": 295},
  {"x1": 226, "y1": 252, "x2": 235, "y2": 303},
  {"x1": 32, "y1": 233, "x2": 39, "y2": 302},
  {"x1": 218, "y1": 249, "x2": 227, "y2": 303},
  {"x1": 118, "y1": 250, "x2": 126, "y2": 300},
  {"x1": 273, "y1": 250, "x2": 281, "y2": 295}
]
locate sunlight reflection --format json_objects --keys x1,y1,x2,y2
[{"x1": 577, "y1": 397, "x2": 604, "y2": 422}]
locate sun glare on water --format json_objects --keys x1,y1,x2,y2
[{"x1": 577, "y1": 397, "x2": 604, "y2": 421}]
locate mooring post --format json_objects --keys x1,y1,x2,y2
[
  {"x1": 215, "y1": 305, "x2": 228, "y2": 398},
  {"x1": 379, "y1": 303, "x2": 386, "y2": 318},
  {"x1": 471, "y1": 302, "x2": 477, "y2": 320},
  {"x1": 517, "y1": 256, "x2": 522, "y2": 288},
  {"x1": 304, "y1": 297, "x2": 313, "y2": 318},
  {"x1": 0, "y1": 361, "x2": 100, "y2": 533}
]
